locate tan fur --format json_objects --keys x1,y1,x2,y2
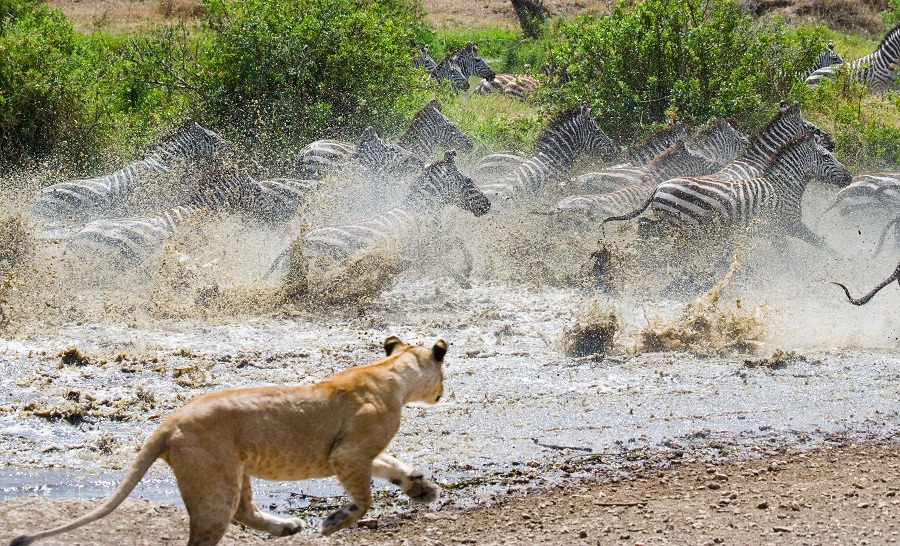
[{"x1": 10, "y1": 337, "x2": 447, "y2": 546}]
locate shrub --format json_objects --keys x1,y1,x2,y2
[
  {"x1": 541, "y1": 0, "x2": 823, "y2": 141},
  {"x1": 192, "y1": 0, "x2": 430, "y2": 151}
]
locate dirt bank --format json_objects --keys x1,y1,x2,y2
[{"x1": 2, "y1": 443, "x2": 897, "y2": 545}]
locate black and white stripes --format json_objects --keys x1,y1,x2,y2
[
  {"x1": 34, "y1": 120, "x2": 230, "y2": 221},
  {"x1": 305, "y1": 150, "x2": 490, "y2": 264},
  {"x1": 479, "y1": 104, "x2": 616, "y2": 203},
  {"x1": 806, "y1": 26, "x2": 900, "y2": 89}
]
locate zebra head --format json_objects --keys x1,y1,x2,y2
[
  {"x1": 410, "y1": 150, "x2": 491, "y2": 216},
  {"x1": 430, "y1": 56, "x2": 469, "y2": 90},
  {"x1": 415, "y1": 100, "x2": 473, "y2": 152},
  {"x1": 535, "y1": 104, "x2": 616, "y2": 167},
  {"x1": 821, "y1": 41, "x2": 844, "y2": 67},
  {"x1": 453, "y1": 42, "x2": 496, "y2": 80},
  {"x1": 156, "y1": 119, "x2": 232, "y2": 159},
  {"x1": 353, "y1": 126, "x2": 423, "y2": 173},
  {"x1": 412, "y1": 45, "x2": 435, "y2": 71},
  {"x1": 811, "y1": 138, "x2": 852, "y2": 187}
]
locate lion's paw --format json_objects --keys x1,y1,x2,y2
[
  {"x1": 321, "y1": 503, "x2": 359, "y2": 536},
  {"x1": 279, "y1": 517, "x2": 305, "y2": 536},
  {"x1": 405, "y1": 475, "x2": 440, "y2": 504}
]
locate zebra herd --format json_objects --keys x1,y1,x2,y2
[
  {"x1": 24, "y1": 38, "x2": 900, "y2": 305},
  {"x1": 803, "y1": 25, "x2": 900, "y2": 89}
]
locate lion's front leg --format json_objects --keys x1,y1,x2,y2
[
  {"x1": 372, "y1": 453, "x2": 440, "y2": 504},
  {"x1": 322, "y1": 451, "x2": 374, "y2": 536}
]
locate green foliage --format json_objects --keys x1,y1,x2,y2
[
  {"x1": 883, "y1": 0, "x2": 900, "y2": 27},
  {"x1": 193, "y1": 0, "x2": 429, "y2": 150},
  {"x1": 426, "y1": 26, "x2": 550, "y2": 74},
  {"x1": 795, "y1": 68, "x2": 900, "y2": 170},
  {"x1": 541, "y1": 0, "x2": 824, "y2": 141}
]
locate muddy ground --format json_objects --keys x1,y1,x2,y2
[{"x1": 2, "y1": 443, "x2": 897, "y2": 545}]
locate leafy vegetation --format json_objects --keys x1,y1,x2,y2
[
  {"x1": 541, "y1": 0, "x2": 825, "y2": 141},
  {"x1": 1, "y1": 0, "x2": 899, "y2": 174}
]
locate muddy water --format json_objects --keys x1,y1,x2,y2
[{"x1": 0, "y1": 171, "x2": 897, "y2": 525}]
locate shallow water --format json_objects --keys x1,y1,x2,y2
[{"x1": 0, "y1": 166, "x2": 898, "y2": 526}]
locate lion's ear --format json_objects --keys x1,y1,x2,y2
[
  {"x1": 432, "y1": 340, "x2": 448, "y2": 361},
  {"x1": 384, "y1": 336, "x2": 405, "y2": 356}
]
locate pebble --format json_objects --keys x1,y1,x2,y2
[
  {"x1": 773, "y1": 526, "x2": 793, "y2": 533},
  {"x1": 757, "y1": 501, "x2": 769, "y2": 509}
]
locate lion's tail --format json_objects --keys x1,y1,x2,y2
[{"x1": 9, "y1": 427, "x2": 170, "y2": 546}]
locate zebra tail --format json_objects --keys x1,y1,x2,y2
[{"x1": 601, "y1": 192, "x2": 655, "y2": 225}]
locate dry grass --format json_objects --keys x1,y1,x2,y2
[{"x1": 742, "y1": 0, "x2": 889, "y2": 34}]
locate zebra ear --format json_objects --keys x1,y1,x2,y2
[
  {"x1": 428, "y1": 99, "x2": 442, "y2": 111},
  {"x1": 444, "y1": 149, "x2": 457, "y2": 162},
  {"x1": 580, "y1": 103, "x2": 591, "y2": 118}
]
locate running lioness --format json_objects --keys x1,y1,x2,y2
[{"x1": 10, "y1": 336, "x2": 446, "y2": 546}]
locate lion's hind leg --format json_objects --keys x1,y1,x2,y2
[
  {"x1": 233, "y1": 474, "x2": 304, "y2": 536},
  {"x1": 168, "y1": 449, "x2": 242, "y2": 546},
  {"x1": 372, "y1": 453, "x2": 440, "y2": 504}
]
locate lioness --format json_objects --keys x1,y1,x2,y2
[{"x1": 10, "y1": 336, "x2": 446, "y2": 546}]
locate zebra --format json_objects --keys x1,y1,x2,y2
[
  {"x1": 806, "y1": 26, "x2": 900, "y2": 89},
  {"x1": 797, "y1": 41, "x2": 843, "y2": 82},
  {"x1": 558, "y1": 141, "x2": 723, "y2": 217},
  {"x1": 71, "y1": 163, "x2": 300, "y2": 263},
  {"x1": 685, "y1": 118, "x2": 748, "y2": 165},
  {"x1": 821, "y1": 173, "x2": 900, "y2": 217},
  {"x1": 833, "y1": 261, "x2": 900, "y2": 305},
  {"x1": 303, "y1": 150, "x2": 490, "y2": 266},
  {"x1": 428, "y1": 54, "x2": 469, "y2": 90},
  {"x1": 450, "y1": 42, "x2": 496, "y2": 82},
  {"x1": 624, "y1": 123, "x2": 688, "y2": 166},
  {"x1": 411, "y1": 45, "x2": 436, "y2": 71},
  {"x1": 474, "y1": 73, "x2": 540, "y2": 98},
  {"x1": 295, "y1": 103, "x2": 469, "y2": 177},
  {"x1": 478, "y1": 104, "x2": 616, "y2": 204},
  {"x1": 604, "y1": 131, "x2": 851, "y2": 245},
  {"x1": 472, "y1": 151, "x2": 529, "y2": 179},
  {"x1": 351, "y1": 126, "x2": 423, "y2": 175},
  {"x1": 396, "y1": 100, "x2": 473, "y2": 158},
  {"x1": 295, "y1": 126, "x2": 419, "y2": 178},
  {"x1": 710, "y1": 101, "x2": 807, "y2": 180},
  {"x1": 33, "y1": 120, "x2": 230, "y2": 221}
]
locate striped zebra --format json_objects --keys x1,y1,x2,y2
[
  {"x1": 351, "y1": 127, "x2": 423, "y2": 175},
  {"x1": 428, "y1": 54, "x2": 469, "y2": 90},
  {"x1": 33, "y1": 120, "x2": 230, "y2": 221},
  {"x1": 411, "y1": 45, "x2": 436, "y2": 71},
  {"x1": 605, "y1": 131, "x2": 851, "y2": 245},
  {"x1": 558, "y1": 141, "x2": 722, "y2": 217},
  {"x1": 396, "y1": 100, "x2": 473, "y2": 157},
  {"x1": 806, "y1": 26, "x2": 900, "y2": 89},
  {"x1": 72, "y1": 164, "x2": 301, "y2": 263},
  {"x1": 295, "y1": 102, "x2": 469, "y2": 176},
  {"x1": 624, "y1": 123, "x2": 688, "y2": 166},
  {"x1": 797, "y1": 41, "x2": 843, "y2": 82},
  {"x1": 478, "y1": 104, "x2": 616, "y2": 204},
  {"x1": 450, "y1": 42, "x2": 496, "y2": 82},
  {"x1": 685, "y1": 118, "x2": 748, "y2": 165},
  {"x1": 304, "y1": 150, "x2": 490, "y2": 265},
  {"x1": 821, "y1": 173, "x2": 900, "y2": 217},
  {"x1": 472, "y1": 151, "x2": 529, "y2": 179},
  {"x1": 834, "y1": 261, "x2": 900, "y2": 305},
  {"x1": 710, "y1": 101, "x2": 807, "y2": 180},
  {"x1": 474, "y1": 73, "x2": 540, "y2": 98}
]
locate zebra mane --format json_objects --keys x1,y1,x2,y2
[
  {"x1": 877, "y1": 25, "x2": 900, "y2": 53},
  {"x1": 534, "y1": 105, "x2": 588, "y2": 151},
  {"x1": 744, "y1": 101, "x2": 801, "y2": 153},
  {"x1": 624, "y1": 123, "x2": 686, "y2": 160},
  {"x1": 762, "y1": 130, "x2": 814, "y2": 174}
]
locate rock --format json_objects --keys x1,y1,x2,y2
[
  {"x1": 707, "y1": 482, "x2": 721, "y2": 490},
  {"x1": 773, "y1": 526, "x2": 793, "y2": 533},
  {"x1": 757, "y1": 501, "x2": 769, "y2": 509},
  {"x1": 579, "y1": 530, "x2": 588, "y2": 538},
  {"x1": 357, "y1": 518, "x2": 378, "y2": 530}
]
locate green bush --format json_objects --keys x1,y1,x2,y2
[
  {"x1": 193, "y1": 0, "x2": 430, "y2": 151},
  {"x1": 795, "y1": 69, "x2": 900, "y2": 170},
  {"x1": 541, "y1": 0, "x2": 823, "y2": 141}
]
